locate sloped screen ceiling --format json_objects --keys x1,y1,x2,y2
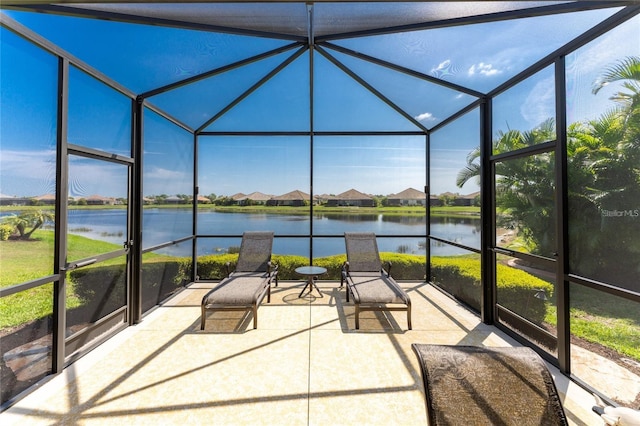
[{"x1": 16, "y1": 1, "x2": 580, "y2": 39}]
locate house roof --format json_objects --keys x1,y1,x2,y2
[
  {"x1": 388, "y1": 187, "x2": 426, "y2": 200},
  {"x1": 316, "y1": 193, "x2": 336, "y2": 200},
  {"x1": 461, "y1": 191, "x2": 480, "y2": 199},
  {"x1": 336, "y1": 188, "x2": 372, "y2": 200},
  {"x1": 230, "y1": 193, "x2": 247, "y2": 201},
  {"x1": 33, "y1": 193, "x2": 56, "y2": 201},
  {"x1": 270, "y1": 190, "x2": 310, "y2": 201},
  {"x1": 86, "y1": 194, "x2": 115, "y2": 201},
  {"x1": 238, "y1": 191, "x2": 272, "y2": 201}
]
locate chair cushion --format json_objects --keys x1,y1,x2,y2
[
  {"x1": 203, "y1": 273, "x2": 268, "y2": 305},
  {"x1": 348, "y1": 273, "x2": 407, "y2": 304}
]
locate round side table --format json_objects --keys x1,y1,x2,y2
[{"x1": 295, "y1": 266, "x2": 327, "y2": 298}]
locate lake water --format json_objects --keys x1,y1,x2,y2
[{"x1": 43, "y1": 209, "x2": 481, "y2": 257}]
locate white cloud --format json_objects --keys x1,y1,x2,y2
[
  {"x1": 415, "y1": 112, "x2": 436, "y2": 122},
  {"x1": 432, "y1": 59, "x2": 451, "y2": 73},
  {"x1": 0, "y1": 149, "x2": 54, "y2": 173},
  {"x1": 0, "y1": 150, "x2": 56, "y2": 196},
  {"x1": 144, "y1": 166, "x2": 186, "y2": 180},
  {"x1": 144, "y1": 167, "x2": 192, "y2": 195},
  {"x1": 468, "y1": 62, "x2": 501, "y2": 77},
  {"x1": 431, "y1": 59, "x2": 462, "y2": 78}
]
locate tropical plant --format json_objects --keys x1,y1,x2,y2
[
  {"x1": 1, "y1": 210, "x2": 55, "y2": 240},
  {"x1": 456, "y1": 57, "x2": 640, "y2": 288},
  {"x1": 592, "y1": 56, "x2": 640, "y2": 128},
  {"x1": 567, "y1": 56, "x2": 640, "y2": 286},
  {"x1": 457, "y1": 118, "x2": 556, "y2": 256}
]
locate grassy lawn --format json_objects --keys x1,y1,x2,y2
[
  {"x1": 0, "y1": 230, "x2": 182, "y2": 329},
  {"x1": 545, "y1": 288, "x2": 640, "y2": 361},
  {"x1": 1, "y1": 231, "x2": 122, "y2": 329}
]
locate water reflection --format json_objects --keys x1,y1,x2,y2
[
  {"x1": 315, "y1": 213, "x2": 380, "y2": 222},
  {"x1": 11, "y1": 209, "x2": 481, "y2": 256}
]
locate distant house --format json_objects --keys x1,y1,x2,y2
[
  {"x1": 387, "y1": 188, "x2": 427, "y2": 206},
  {"x1": 267, "y1": 190, "x2": 310, "y2": 207},
  {"x1": 315, "y1": 193, "x2": 335, "y2": 205},
  {"x1": 432, "y1": 192, "x2": 479, "y2": 207},
  {"x1": 429, "y1": 195, "x2": 443, "y2": 207},
  {"x1": 230, "y1": 193, "x2": 246, "y2": 203},
  {"x1": 32, "y1": 194, "x2": 56, "y2": 205},
  {"x1": 85, "y1": 194, "x2": 116, "y2": 205},
  {"x1": 0, "y1": 194, "x2": 29, "y2": 206},
  {"x1": 458, "y1": 192, "x2": 480, "y2": 206},
  {"x1": 196, "y1": 195, "x2": 211, "y2": 204},
  {"x1": 236, "y1": 191, "x2": 272, "y2": 205},
  {"x1": 164, "y1": 195, "x2": 184, "y2": 205},
  {"x1": 326, "y1": 189, "x2": 375, "y2": 207}
]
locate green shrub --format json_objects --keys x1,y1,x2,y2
[
  {"x1": 430, "y1": 256, "x2": 553, "y2": 324},
  {"x1": 271, "y1": 254, "x2": 310, "y2": 279},
  {"x1": 69, "y1": 258, "x2": 188, "y2": 323},
  {"x1": 309, "y1": 254, "x2": 346, "y2": 280},
  {"x1": 192, "y1": 252, "x2": 425, "y2": 281},
  {"x1": 496, "y1": 265, "x2": 553, "y2": 323},
  {"x1": 0, "y1": 225, "x2": 13, "y2": 241},
  {"x1": 193, "y1": 253, "x2": 236, "y2": 280},
  {"x1": 69, "y1": 264, "x2": 126, "y2": 325},
  {"x1": 71, "y1": 253, "x2": 548, "y2": 323},
  {"x1": 431, "y1": 257, "x2": 482, "y2": 311},
  {"x1": 380, "y1": 253, "x2": 426, "y2": 280},
  {"x1": 140, "y1": 258, "x2": 188, "y2": 312}
]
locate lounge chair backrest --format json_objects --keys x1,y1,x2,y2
[
  {"x1": 344, "y1": 232, "x2": 382, "y2": 272},
  {"x1": 235, "y1": 231, "x2": 274, "y2": 272}
]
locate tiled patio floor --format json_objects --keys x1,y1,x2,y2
[{"x1": 1, "y1": 281, "x2": 600, "y2": 425}]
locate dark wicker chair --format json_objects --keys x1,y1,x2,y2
[
  {"x1": 341, "y1": 232, "x2": 411, "y2": 330},
  {"x1": 412, "y1": 344, "x2": 568, "y2": 425},
  {"x1": 201, "y1": 231, "x2": 278, "y2": 330}
]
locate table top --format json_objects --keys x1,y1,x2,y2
[{"x1": 295, "y1": 266, "x2": 327, "y2": 275}]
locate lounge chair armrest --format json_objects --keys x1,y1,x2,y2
[
  {"x1": 383, "y1": 261, "x2": 392, "y2": 277},
  {"x1": 268, "y1": 262, "x2": 279, "y2": 285},
  {"x1": 267, "y1": 261, "x2": 279, "y2": 276},
  {"x1": 341, "y1": 262, "x2": 350, "y2": 286}
]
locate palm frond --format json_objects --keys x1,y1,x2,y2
[{"x1": 592, "y1": 56, "x2": 640, "y2": 95}]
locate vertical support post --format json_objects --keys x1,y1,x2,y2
[
  {"x1": 425, "y1": 133, "x2": 431, "y2": 282},
  {"x1": 555, "y1": 57, "x2": 570, "y2": 374},
  {"x1": 480, "y1": 97, "x2": 495, "y2": 324},
  {"x1": 129, "y1": 97, "x2": 144, "y2": 324},
  {"x1": 53, "y1": 57, "x2": 69, "y2": 372},
  {"x1": 192, "y1": 132, "x2": 199, "y2": 282},
  {"x1": 308, "y1": 3, "x2": 314, "y2": 265}
]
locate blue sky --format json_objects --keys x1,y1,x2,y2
[{"x1": 1, "y1": 7, "x2": 638, "y2": 199}]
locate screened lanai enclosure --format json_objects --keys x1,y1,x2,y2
[{"x1": 1, "y1": 0, "x2": 639, "y2": 412}]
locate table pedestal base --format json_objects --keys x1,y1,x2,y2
[{"x1": 299, "y1": 276, "x2": 323, "y2": 298}]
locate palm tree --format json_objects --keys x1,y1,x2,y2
[
  {"x1": 566, "y1": 56, "x2": 640, "y2": 284},
  {"x1": 457, "y1": 118, "x2": 556, "y2": 255},
  {"x1": 455, "y1": 56, "x2": 640, "y2": 285},
  {"x1": 592, "y1": 56, "x2": 640, "y2": 109},
  {"x1": 2, "y1": 210, "x2": 55, "y2": 240},
  {"x1": 592, "y1": 56, "x2": 640, "y2": 152}
]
